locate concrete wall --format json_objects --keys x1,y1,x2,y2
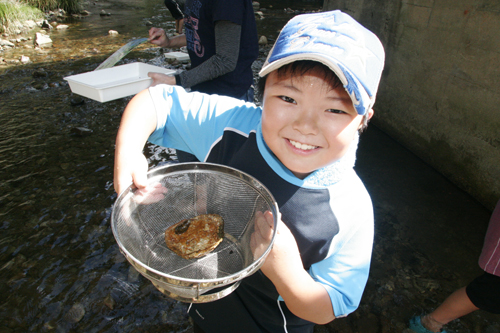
[{"x1": 323, "y1": 0, "x2": 500, "y2": 210}]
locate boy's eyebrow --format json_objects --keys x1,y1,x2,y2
[
  {"x1": 270, "y1": 80, "x2": 301, "y2": 92},
  {"x1": 271, "y1": 78, "x2": 351, "y2": 101},
  {"x1": 326, "y1": 95, "x2": 351, "y2": 102}
]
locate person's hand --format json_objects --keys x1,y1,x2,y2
[
  {"x1": 258, "y1": 217, "x2": 303, "y2": 279},
  {"x1": 250, "y1": 211, "x2": 275, "y2": 260},
  {"x1": 148, "y1": 27, "x2": 170, "y2": 47},
  {"x1": 148, "y1": 72, "x2": 176, "y2": 87},
  {"x1": 113, "y1": 152, "x2": 149, "y2": 195},
  {"x1": 133, "y1": 182, "x2": 168, "y2": 205}
]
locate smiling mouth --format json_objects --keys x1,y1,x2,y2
[{"x1": 289, "y1": 139, "x2": 318, "y2": 151}]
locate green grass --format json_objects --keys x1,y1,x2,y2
[
  {"x1": 0, "y1": 1, "x2": 44, "y2": 33},
  {"x1": 0, "y1": 0, "x2": 82, "y2": 34},
  {"x1": 24, "y1": 0, "x2": 81, "y2": 13}
]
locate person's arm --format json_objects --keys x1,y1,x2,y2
[
  {"x1": 113, "y1": 89, "x2": 157, "y2": 195},
  {"x1": 148, "y1": 27, "x2": 187, "y2": 48},
  {"x1": 253, "y1": 217, "x2": 335, "y2": 324},
  {"x1": 176, "y1": 20, "x2": 241, "y2": 88}
]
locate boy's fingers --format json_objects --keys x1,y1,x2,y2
[{"x1": 131, "y1": 155, "x2": 149, "y2": 189}]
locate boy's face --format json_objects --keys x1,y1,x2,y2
[{"x1": 261, "y1": 67, "x2": 373, "y2": 179}]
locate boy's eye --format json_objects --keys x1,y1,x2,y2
[
  {"x1": 327, "y1": 109, "x2": 347, "y2": 114},
  {"x1": 279, "y1": 96, "x2": 296, "y2": 104}
]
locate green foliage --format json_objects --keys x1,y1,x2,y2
[
  {"x1": 0, "y1": 0, "x2": 43, "y2": 32},
  {"x1": 0, "y1": 0, "x2": 82, "y2": 33},
  {"x1": 23, "y1": 0, "x2": 82, "y2": 13}
]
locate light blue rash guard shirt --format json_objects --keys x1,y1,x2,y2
[{"x1": 148, "y1": 85, "x2": 374, "y2": 332}]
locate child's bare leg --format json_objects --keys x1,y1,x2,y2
[{"x1": 421, "y1": 287, "x2": 479, "y2": 332}]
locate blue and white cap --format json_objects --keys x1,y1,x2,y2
[{"x1": 259, "y1": 10, "x2": 385, "y2": 115}]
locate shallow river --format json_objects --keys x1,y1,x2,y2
[
  {"x1": 2, "y1": 1, "x2": 500, "y2": 332},
  {"x1": 0, "y1": 1, "x2": 322, "y2": 332}
]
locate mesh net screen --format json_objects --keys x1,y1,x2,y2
[{"x1": 113, "y1": 166, "x2": 275, "y2": 282}]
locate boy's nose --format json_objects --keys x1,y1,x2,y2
[{"x1": 292, "y1": 110, "x2": 319, "y2": 135}]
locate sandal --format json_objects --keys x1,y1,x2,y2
[{"x1": 409, "y1": 316, "x2": 448, "y2": 333}]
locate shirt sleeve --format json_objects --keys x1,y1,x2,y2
[
  {"x1": 308, "y1": 172, "x2": 374, "y2": 317},
  {"x1": 177, "y1": 21, "x2": 241, "y2": 89},
  {"x1": 147, "y1": 84, "x2": 260, "y2": 161}
]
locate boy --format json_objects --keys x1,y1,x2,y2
[{"x1": 114, "y1": 10, "x2": 385, "y2": 332}]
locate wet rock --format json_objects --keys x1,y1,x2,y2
[
  {"x1": 56, "y1": 25, "x2": 69, "y2": 30},
  {"x1": 71, "y1": 127, "x2": 93, "y2": 136},
  {"x1": 258, "y1": 35, "x2": 268, "y2": 45},
  {"x1": 108, "y1": 30, "x2": 119, "y2": 36},
  {"x1": 35, "y1": 33, "x2": 52, "y2": 48},
  {"x1": 0, "y1": 39, "x2": 15, "y2": 48},
  {"x1": 103, "y1": 293, "x2": 115, "y2": 309},
  {"x1": 252, "y1": 2, "x2": 260, "y2": 11},
  {"x1": 33, "y1": 68, "x2": 48, "y2": 78},
  {"x1": 80, "y1": 10, "x2": 91, "y2": 16},
  {"x1": 100, "y1": 10, "x2": 111, "y2": 16},
  {"x1": 31, "y1": 82, "x2": 48, "y2": 90},
  {"x1": 70, "y1": 96, "x2": 85, "y2": 106},
  {"x1": 24, "y1": 20, "x2": 37, "y2": 29},
  {"x1": 255, "y1": 11, "x2": 264, "y2": 20},
  {"x1": 40, "y1": 20, "x2": 52, "y2": 29},
  {"x1": 20, "y1": 55, "x2": 30, "y2": 64},
  {"x1": 64, "y1": 303, "x2": 85, "y2": 323}
]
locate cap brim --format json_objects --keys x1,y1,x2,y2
[{"x1": 259, "y1": 53, "x2": 348, "y2": 88}]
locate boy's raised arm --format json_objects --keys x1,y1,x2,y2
[{"x1": 113, "y1": 89, "x2": 158, "y2": 195}]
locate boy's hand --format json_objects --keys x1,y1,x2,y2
[
  {"x1": 260, "y1": 219, "x2": 303, "y2": 278},
  {"x1": 148, "y1": 27, "x2": 170, "y2": 47},
  {"x1": 113, "y1": 152, "x2": 149, "y2": 195},
  {"x1": 133, "y1": 182, "x2": 168, "y2": 205},
  {"x1": 250, "y1": 211, "x2": 275, "y2": 260}
]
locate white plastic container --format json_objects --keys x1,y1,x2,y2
[
  {"x1": 64, "y1": 63, "x2": 176, "y2": 103},
  {"x1": 164, "y1": 51, "x2": 190, "y2": 63}
]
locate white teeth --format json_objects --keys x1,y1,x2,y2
[{"x1": 289, "y1": 140, "x2": 317, "y2": 150}]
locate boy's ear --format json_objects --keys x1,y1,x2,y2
[{"x1": 367, "y1": 108, "x2": 374, "y2": 119}]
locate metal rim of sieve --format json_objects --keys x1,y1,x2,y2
[{"x1": 111, "y1": 162, "x2": 279, "y2": 300}]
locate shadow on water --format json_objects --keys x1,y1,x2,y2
[{"x1": 0, "y1": 1, "x2": 321, "y2": 332}]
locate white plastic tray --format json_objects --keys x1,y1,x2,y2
[
  {"x1": 64, "y1": 63, "x2": 176, "y2": 103},
  {"x1": 164, "y1": 51, "x2": 190, "y2": 63}
]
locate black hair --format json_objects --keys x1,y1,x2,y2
[{"x1": 256, "y1": 60, "x2": 370, "y2": 132}]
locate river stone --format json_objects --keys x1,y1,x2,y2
[
  {"x1": 35, "y1": 33, "x2": 52, "y2": 48},
  {"x1": 0, "y1": 39, "x2": 15, "y2": 47},
  {"x1": 64, "y1": 303, "x2": 85, "y2": 323},
  {"x1": 40, "y1": 20, "x2": 52, "y2": 29},
  {"x1": 25, "y1": 20, "x2": 37, "y2": 29},
  {"x1": 56, "y1": 25, "x2": 69, "y2": 30},
  {"x1": 32, "y1": 68, "x2": 48, "y2": 78},
  {"x1": 71, "y1": 127, "x2": 93, "y2": 136}
]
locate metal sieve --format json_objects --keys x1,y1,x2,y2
[{"x1": 111, "y1": 162, "x2": 278, "y2": 303}]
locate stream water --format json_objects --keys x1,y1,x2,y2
[
  {"x1": 2, "y1": 1, "x2": 500, "y2": 332},
  {"x1": 0, "y1": 1, "x2": 322, "y2": 332}
]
